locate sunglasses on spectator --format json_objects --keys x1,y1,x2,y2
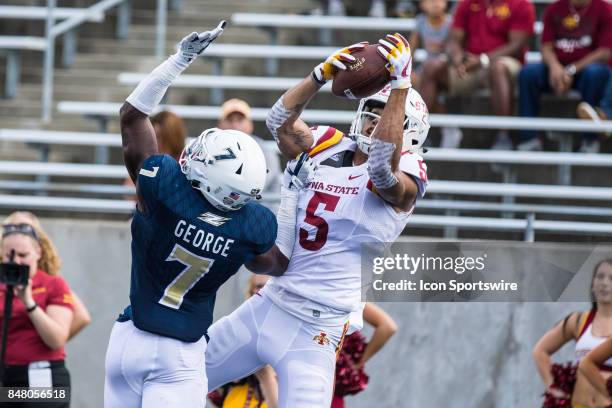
[{"x1": 2, "y1": 223, "x2": 39, "y2": 241}]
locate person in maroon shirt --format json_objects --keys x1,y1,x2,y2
[
  {"x1": 518, "y1": 0, "x2": 611, "y2": 152},
  {"x1": 418, "y1": 0, "x2": 535, "y2": 149},
  {"x1": 0, "y1": 224, "x2": 74, "y2": 407}
]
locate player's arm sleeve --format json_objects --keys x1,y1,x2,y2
[
  {"x1": 253, "y1": 207, "x2": 278, "y2": 255},
  {"x1": 266, "y1": 79, "x2": 318, "y2": 159},
  {"x1": 136, "y1": 154, "x2": 174, "y2": 213},
  {"x1": 47, "y1": 277, "x2": 75, "y2": 311},
  {"x1": 244, "y1": 207, "x2": 287, "y2": 276},
  {"x1": 399, "y1": 153, "x2": 428, "y2": 199}
]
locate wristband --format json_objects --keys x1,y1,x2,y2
[
  {"x1": 26, "y1": 302, "x2": 38, "y2": 313},
  {"x1": 564, "y1": 64, "x2": 577, "y2": 76},
  {"x1": 479, "y1": 53, "x2": 490, "y2": 69}
]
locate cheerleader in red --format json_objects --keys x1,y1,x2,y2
[
  {"x1": 331, "y1": 303, "x2": 397, "y2": 408},
  {"x1": 534, "y1": 259, "x2": 612, "y2": 408}
]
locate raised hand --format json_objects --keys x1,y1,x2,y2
[
  {"x1": 283, "y1": 152, "x2": 317, "y2": 190},
  {"x1": 177, "y1": 20, "x2": 226, "y2": 63},
  {"x1": 312, "y1": 42, "x2": 369, "y2": 85},
  {"x1": 377, "y1": 33, "x2": 413, "y2": 90}
]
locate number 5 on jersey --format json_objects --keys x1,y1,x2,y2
[
  {"x1": 159, "y1": 244, "x2": 214, "y2": 309},
  {"x1": 299, "y1": 192, "x2": 340, "y2": 251}
]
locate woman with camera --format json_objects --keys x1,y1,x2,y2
[
  {"x1": 0, "y1": 223, "x2": 74, "y2": 407},
  {"x1": 3, "y1": 211, "x2": 91, "y2": 339}
]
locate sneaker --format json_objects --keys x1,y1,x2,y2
[
  {"x1": 577, "y1": 101, "x2": 605, "y2": 121},
  {"x1": 577, "y1": 101, "x2": 610, "y2": 137},
  {"x1": 492, "y1": 133, "x2": 513, "y2": 150},
  {"x1": 578, "y1": 139, "x2": 600, "y2": 153},
  {"x1": 516, "y1": 138, "x2": 542, "y2": 151},
  {"x1": 440, "y1": 127, "x2": 463, "y2": 148}
]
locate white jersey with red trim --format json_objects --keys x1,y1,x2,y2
[{"x1": 263, "y1": 126, "x2": 428, "y2": 327}]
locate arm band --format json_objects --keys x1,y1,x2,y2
[
  {"x1": 367, "y1": 139, "x2": 399, "y2": 190},
  {"x1": 125, "y1": 54, "x2": 189, "y2": 115},
  {"x1": 266, "y1": 98, "x2": 293, "y2": 143},
  {"x1": 275, "y1": 186, "x2": 298, "y2": 259}
]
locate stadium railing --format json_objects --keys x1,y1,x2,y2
[
  {"x1": 144, "y1": 43, "x2": 541, "y2": 104},
  {"x1": 197, "y1": 43, "x2": 542, "y2": 77},
  {"x1": 0, "y1": 193, "x2": 610, "y2": 241},
  {"x1": 55, "y1": 100, "x2": 612, "y2": 185},
  {"x1": 3, "y1": 161, "x2": 612, "y2": 201},
  {"x1": 229, "y1": 13, "x2": 544, "y2": 47},
  {"x1": 0, "y1": 1, "x2": 131, "y2": 120},
  {"x1": 0, "y1": 6, "x2": 104, "y2": 21},
  {"x1": 0, "y1": 128, "x2": 121, "y2": 165}
]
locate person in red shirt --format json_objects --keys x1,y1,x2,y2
[
  {"x1": 418, "y1": 0, "x2": 535, "y2": 149},
  {"x1": 0, "y1": 223, "x2": 74, "y2": 407},
  {"x1": 3, "y1": 211, "x2": 91, "y2": 341},
  {"x1": 518, "y1": 0, "x2": 611, "y2": 152}
]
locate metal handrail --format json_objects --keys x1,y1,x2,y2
[{"x1": 41, "y1": 0, "x2": 130, "y2": 122}]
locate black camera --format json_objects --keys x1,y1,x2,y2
[{"x1": 0, "y1": 262, "x2": 29, "y2": 286}]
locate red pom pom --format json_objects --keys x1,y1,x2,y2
[
  {"x1": 334, "y1": 331, "x2": 370, "y2": 397},
  {"x1": 541, "y1": 362, "x2": 577, "y2": 408}
]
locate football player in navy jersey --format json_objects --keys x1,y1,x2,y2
[{"x1": 104, "y1": 22, "x2": 313, "y2": 408}]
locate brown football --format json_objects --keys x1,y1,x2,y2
[{"x1": 331, "y1": 44, "x2": 390, "y2": 99}]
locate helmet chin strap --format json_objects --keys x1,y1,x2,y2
[{"x1": 355, "y1": 134, "x2": 372, "y2": 155}]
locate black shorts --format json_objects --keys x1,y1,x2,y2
[{"x1": 1, "y1": 361, "x2": 70, "y2": 408}]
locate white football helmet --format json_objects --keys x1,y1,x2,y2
[
  {"x1": 179, "y1": 128, "x2": 267, "y2": 211},
  {"x1": 349, "y1": 85, "x2": 430, "y2": 154}
]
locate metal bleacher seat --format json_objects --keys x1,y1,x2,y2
[
  {"x1": 0, "y1": 6, "x2": 104, "y2": 98},
  {"x1": 3, "y1": 129, "x2": 612, "y2": 239},
  {"x1": 230, "y1": 13, "x2": 544, "y2": 49}
]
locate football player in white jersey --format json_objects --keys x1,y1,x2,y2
[{"x1": 205, "y1": 33, "x2": 429, "y2": 407}]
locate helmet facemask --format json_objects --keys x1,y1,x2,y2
[
  {"x1": 349, "y1": 87, "x2": 430, "y2": 155},
  {"x1": 179, "y1": 128, "x2": 267, "y2": 211}
]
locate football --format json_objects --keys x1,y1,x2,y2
[{"x1": 331, "y1": 44, "x2": 390, "y2": 99}]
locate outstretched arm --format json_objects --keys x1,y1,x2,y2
[
  {"x1": 266, "y1": 43, "x2": 367, "y2": 159},
  {"x1": 245, "y1": 153, "x2": 316, "y2": 276},
  {"x1": 368, "y1": 33, "x2": 419, "y2": 211},
  {"x1": 533, "y1": 312, "x2": 580, "y2": 398},
  {"x1": 120, "y1": 21, "x2": 226, "y2": 181},
  {"x1": 356, "y1": 303, "x2": 398, "y2": 369}
]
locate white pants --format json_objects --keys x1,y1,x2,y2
[
  {"x1": 104, "y1": 320, "x2": 208, "y2": 408},
  {"x1": 206, "y1": 293, "x2": 346, "y2": 408}
]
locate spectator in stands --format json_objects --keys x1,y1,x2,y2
[
  {"x1": 418, "y1": 0, "x2": 535, "y2": 149},
  {"x1": 151, "y1": 110, "x2": 187, "y2": 161},
  {"x1": 0, "y1": 223, "x2": 75, "y2": 406},
  {"x1": 409, "y1": 0, "x2": 452, "y2": 88},
  {"x1": 331, "y1": 303, "x2": 398, "y2": 408},
  {"x1": 409, "y1": 0, "x2": 453, "y2": 145},
  {"x1": 218, "y1": 99, "x2": 281, "y2": 196},
  {"x1": 207, "y1": 274, "x2": 278, "y2": 408},
  {"x1": 577, "y1": 68, "x2": 612, "y2": 137},
  {"x1": 124, "y1": 110, "x2": 187, "y2": 199},
  {"x1": 519, "y1": 0, "x2": 611, "y2": 152},
  {"x1": 533, "y1": 259, "x2": 612, "y2": 407},
  {"x1": 3, "y1": 211, "x2": 91, "y2": 339}
]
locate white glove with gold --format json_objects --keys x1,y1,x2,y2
[
  {"x1": 377, "y1": 33, "x2": 413, "y2": 90},
  {"x1": 312, "y1": 42, "x2": 368, "y2": 86}
]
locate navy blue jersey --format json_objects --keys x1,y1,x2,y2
[{"x1": 120, "y1": 155, "x2": 277, "y2": 342}]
